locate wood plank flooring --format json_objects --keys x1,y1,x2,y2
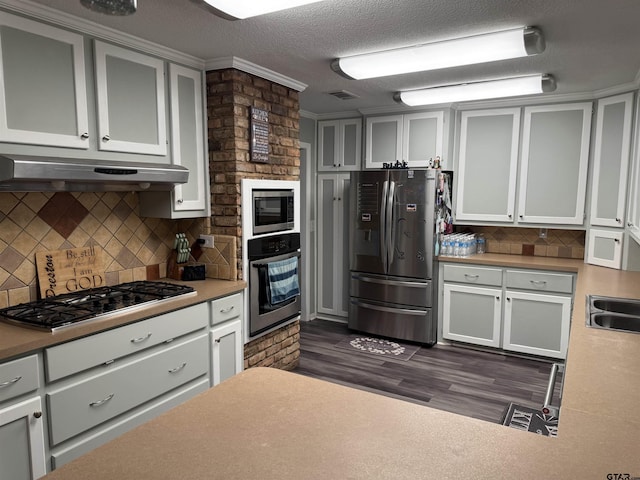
[{"x1": 294, "y1": 319, "x2": 563, "y2": 424}]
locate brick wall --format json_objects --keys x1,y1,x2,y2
[{"x1": 205, "y1": 68, "x2": 301, "y2": 371}]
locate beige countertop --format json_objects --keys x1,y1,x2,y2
[
  {"x1": 42, "y1": 255, "x2": 640, "y2": 479},
  {"x1": 0, "y1": 279, "x2": 246, "y2": 362}
]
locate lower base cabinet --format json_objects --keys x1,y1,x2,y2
[
  {"x1": 211, "y1": 319, "x2": 243, "y2": 386},
  {"x1": 0, "y1": 397, "x2": 46, "y2": 480}
]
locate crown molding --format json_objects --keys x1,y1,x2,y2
[
  {"x1": 315, "y1": 111, "x2": 363, "y2": 120},
  {"x1": 205, "y1": 56, "x2": 307, "y2": 92},
  {"x1": 300, "y1": 110, "x2": 319, "y2": 120},
  {"x1": 0, "y1": 0, "x2": 205, "y2": 69}
]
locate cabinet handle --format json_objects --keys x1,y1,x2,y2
[
  {"x1": 177, "y1": 199, "x2": 184, "y2": 204},
  {"x1": 80, "y1": 132, "x2": 89, "y2": 139},
  {"x1": 33, "y1": 411, "x2": 42, "y2": 419},
  {"x1": 530, "y1": 280, "x2": 547, "y2": 287},
  {"x1": 496, "y1": 296, "x2": 500, "y2": 301},
  {"x1": 102, "y1": 134, "x2": 110, "y2": 142},
  {"x1": 130, "y1": 332, "x2": 152, "y2": 344},
  {"x1": 464, "y1": 274, "x2": 479, "y2": 280},
  {"x1": 220, "y1": 306, "x2": 235, "y2": 314},
  {"x1": 214, "y1": 338, "x2": 221, "y2": 343},
  {"x1": 508, "y1": 214, "x2": 513, "y2": 219},
  {"x1": 614, "y1": 238, "x2": 620, "y2": 243},
  {"x1": 0, "y1": 376, "x2": 22, "y2": 388},
  {"x1": 628, "y1": 222, "x2": 634, "y2": 228},
  {"x1": 616, "y1": 218, "x2": 621, "y2": 223},
  {"x1": 168, "y1": 362, "x2": 187, "y2": 374},
  {"x1": 519, "y1": 215, "x2": 524, "y2": 219},
  {"x1": 89, "y1": 393, "x2": 115, "y2": 407},
  {"x1": 506, "y1": 297, "x2": 511, "y2": 302}
]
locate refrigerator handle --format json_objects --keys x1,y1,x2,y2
[
  {"x1": 350, "y1": 298, "x2": 425, "y2": 316},
  {"x1": 381, "y1": 180, "x2": 389, "y2": 271},
  {"x1": 386, "y1": 180, "x2": 396, "y2": 269}
]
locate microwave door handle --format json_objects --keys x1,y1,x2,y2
[
  {"x1": 380, "y1": 180, "x2": 389, "y2": 272},
  {"x1": 386, "y1": 180, "x2": 396, "y2": 271}
]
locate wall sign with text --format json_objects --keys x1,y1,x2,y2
[
  {"x1": 250, "y1": 106, "x2": 269, "y2": 163},
  {"x1": 35, "y1": 246, "x2": 106, "y2": 298}
]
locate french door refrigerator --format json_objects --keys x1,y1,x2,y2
[{"x1": 349, "y1": 169, "x2": 443, "y2": 345}]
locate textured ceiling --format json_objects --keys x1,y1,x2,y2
[{"x1": 20, "y1": 0, "x2": 640, "y2": 115}]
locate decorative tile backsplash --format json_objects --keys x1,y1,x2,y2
[
  {"x1": 0, "y1": 192, "x2": 237, "y2": 308},
  {"x1": 459, "y1": 226, "x2": 586, "y2": 259}
]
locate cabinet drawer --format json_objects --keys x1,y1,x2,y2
[
  {"x1": 442, "y1": 264, "x2": 502, "y2": 286},
  {"x1": 0, "y1": 354, "x2": 40, "y2": 404},
  {"x1": 46, "y1": 302, "x2": 208, "y2": 382},
  {"x1": 505, "y1": 270, "x2": 573, "y2": 294},
  {"x1": 211, "y1": 293, "x2": 243, "y2": 326},
  {"x1": 47, "y1": 333, "x2": 208, "y2": 445}
]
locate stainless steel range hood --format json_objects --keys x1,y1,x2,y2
[{"x1": 0, "y1": 155, "x2": 189, "y2": 192}]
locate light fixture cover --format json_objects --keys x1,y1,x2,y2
[
  {"x1": 203, "y1": 0, "x2": 326, "y2": 20},
  {"x1": 332, "y1": 27, "x2": 545, "y2": 80},
  {"x1": 395, "y1": 75, "x2": 556, "y2": 106},
  {"x1": 80, "y1": 0, "x2": 136, "y2": 15}
]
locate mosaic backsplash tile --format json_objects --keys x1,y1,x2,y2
[
  {"x1": 0, "y1": 192, "x2": 212, "y2": 307},
  {"x1": 458, "y1": 225, "x2": 586, "y2": 259}
]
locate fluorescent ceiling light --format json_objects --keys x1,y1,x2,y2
[
  {"x1": 395, "y1": 75, "x2": 556, "y2": 106},
  {"x1": 332, "y1": 27, "x2": 545, "y2": 80},
  {"x1": 202, "y1": 0, "x2": 326, "y2": 20}
]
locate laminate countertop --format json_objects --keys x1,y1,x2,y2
[
  {"x1": 0, "y1": 279, "x2": 246, "y2": 362},
  {"x1": 43, "y1": 256, "x2": 640, "y2": 479}
]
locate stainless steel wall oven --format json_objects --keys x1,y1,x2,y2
[{"x1": 248, "y1": 232, "x2": 301, "y2": 338}]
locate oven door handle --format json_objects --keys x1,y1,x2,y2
[
  {"x1": 350, "y1": 299, "x2": 424, "y2": 316},
  {"x1": 250, "y1": 252, "x2": 301, "y2": 268}
]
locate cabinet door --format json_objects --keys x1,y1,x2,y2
[
  {"x1": 590, "y1": 93, "x2": 634, "y2": 227},
  {"x1": 318, "y1": 120, "x2": 340, "y2": 171},
  {"x1": 317, "y1": 174, "x2": 350, "y2": 317},
  {"x1": 0, "y1": 397, "x2": 46, "y2": 480},
  {"x1": 210, "y1": 319, "x2": 243, "y2": 386},
  {"x1": 365, "y1": 115, "x2": 402, "y2": 168},
  {"x1": 442, "y1": 283, "x2": 502, "y2": 348},
  {"x1": 503, "y1": 291, "x2": 571, "y2": 359},
  {"x1": 0, "y1": 12, "x2": 89, "y2": 149},
  {"x1": 94, "y1": 41, "x2": 167, "y2": 155},
  {"x1": 518, "y1": 103, "x2": 592, "y2": 224},
  {"x1": 169, "y1": 64, "x2": 207, "y2": 212},
  {"x1": 627, "y1": 94, "x2": 640, "y2": 243},
  {"x1": 456, "y1": 108, "x2": 520, "y2": 222},
  {"x1": 586, "y1": 228, "x2": 623, "y2": 269},
  {"x1": 403, "y1": 111, "x2": 443, "y2": 167},
  {"x1": 340, "y1": 118, "x2": 362, "y2": 170}
]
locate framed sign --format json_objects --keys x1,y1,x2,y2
[
  {"x1": 250, "y1": 106, "x2": 269, "y2": 163},
  {"x1": 35, "y1": 246, "x2": 105, "y2": 298}
]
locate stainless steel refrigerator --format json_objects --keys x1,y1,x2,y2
[{"x1": 349, "y1": 169, "x2": 451, "y2": 345}]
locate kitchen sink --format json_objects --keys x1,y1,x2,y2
[{"x1": 586, "y1": 295, "x2": 640, "y2": 334}]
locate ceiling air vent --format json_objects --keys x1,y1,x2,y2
[{"x1": 328, "y1": 90, "x2": 359, "y2": 100}]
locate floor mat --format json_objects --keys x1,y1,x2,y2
[
  {"x1": 502, "y1": 402, "x2": 559, "y2": 437},
  {"x1": 334, "y1": 335, "x2": 420, "y2": 361}
]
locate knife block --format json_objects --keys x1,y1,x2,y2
[
  {"x1": 166, "y1": 250, "x2": 183, "y2": 281},
  {"x1": 166, "y1": 251, "x2": 205, "y2": 281}
]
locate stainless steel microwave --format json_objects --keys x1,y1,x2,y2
[{"x1": 252, "y1": 189, "x2": 295, "y2": 235}]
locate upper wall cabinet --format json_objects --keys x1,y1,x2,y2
[
  {"x1": 517, "y1": 103, "x2": 592, "y2": 225},
  {"x1": 0, "y1": 12, "x2": 89, "y2": 148},
  {"x1": 365, "y1": 111, "x2": 444, "y2": 169},
  {"x1": 456, "y1": 108, "x2": 520, "y2": 222},
  {"x1": 589, "y1": 92, "x2": 634, "y2": 228},
  {"x1": 318, "y1": 118, "x2": 361, "y2": 171},
  {"x1": 94, "y1": 41, "x2": 167, "y2": 156},
  {"x1": 139, "y1": 64, "x2": 210, "y2": 218}
]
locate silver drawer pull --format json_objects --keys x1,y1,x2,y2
[
  {"x1": 0, "y1": 376, "x2": 22, "y2": 388},
  {"x1": 130, "y1": 332, "x2": 152, "y2": 344},
  {"x1": 530, "y1": 280, "x2": 547, "y2": 286},
  {"x1": 464, "y1": 274, "x2": 479, "y2": 279},
  {"x1": 168, "y1": 362, "x2": 187, "y2": 374},
  {"x1": 89, "y1": 393, "x2": 115, "y2": 407},
  {"x1": 220, "y1": 306, "x2": 235, "y2": 314}
]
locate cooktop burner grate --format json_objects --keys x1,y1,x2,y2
[{"x1": 0, "y1": 281, "x2": 195, "y2": 331}]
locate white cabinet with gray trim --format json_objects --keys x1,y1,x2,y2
[
  {"x1": 586, "y1": 228, "x2": 623, "y2": 269},
  {"x1": 517, "y1": 103, "x2": 592, "y2": 225},
  {"x1": 0, "y1": 11, "x2": 89, "y2": 149},
  {"x1": 365, "y1": 111, "x2": 444, "y2": 168},
  {"x1": 210, "y1": 292, "x2": 244, "y2": 386},
  {"x1": 318, "y1": 118, "x2": 362, "y2": 171}
]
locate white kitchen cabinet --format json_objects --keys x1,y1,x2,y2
[
  {"x1": 317, "y1": 174, "x2": 350, "y2": 318},
  {"x1": 210, "y1": 293, "x2": 244, "y2": 386},
  {"x1": 442, "y1": 283, "x2": 502, "y2": 348},
  {"x1": 139, "y1": 64, "x2": 210, "y2": 218},
  {"x1": 0, "y1": 12, "x2": 89, "y2": 149},
  {"x1": 94, "y1": 41, "x2": 167, "y2": 156},
  {"x1": 0, "y1": 396, "x2": 47, "y2": 480},
  {"x1": 518, "y1": 103, "x2": 592, "y2": 225},
  {"x1": 590, "y1": 93, "x2": 634, "y2": 228},
  {"x1": 318, "y1": 118, "x2": 362, "y2": 171},
  {"x1": 587, "y1": 228, "x2": 623, "y2": 269},
  {"x1": 365, "y1": 111, "x2": 444, "y2": 168},
  {"x1": 627, "y1": 93, "x2": 640, "y2": 245},
  {"x1": 455, "y1": 108, "x2": 520, "y2": 222},
  {"x1": 503, "y1": 291, "x2": 571, "y2": 359}
]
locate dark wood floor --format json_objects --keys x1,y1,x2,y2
[{"x1": 294, "y1": 319, "x2": 562, "y2": 424}]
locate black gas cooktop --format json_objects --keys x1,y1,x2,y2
[{"x1": 0, "y1": 281, "x2": 195, "y2": 332}]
